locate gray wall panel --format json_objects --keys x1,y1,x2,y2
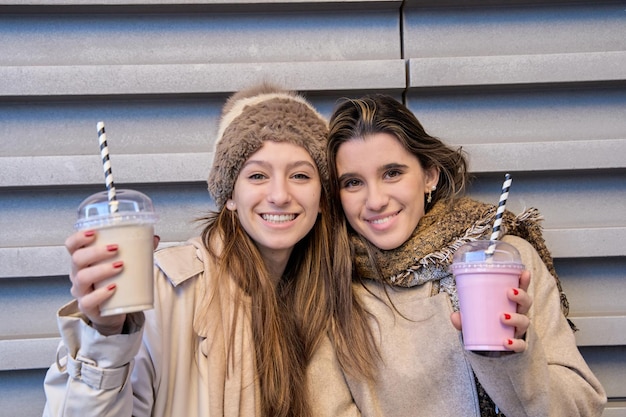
[
  {"x1": 1, "y1": 0, "x2": 624, "y2": 415},
  {"x1": 1, "y1": 184, "x2": 210, "y2": 248},
  {"x1": 0, "y1": 277, "x2": 70, "y2": 337},
  {"x1": 0, "y1": 370, "x2": 48, "y2": 417},
  {"x1": 0, "y1": 97, "x2": 222, "y2": 157},
  {"x1": 0, "y1": 11, "x2": 400, "y2": 65},
  {"x1": 466, "y1": 171, "x2": 626, "y2": 230},
  {"x1": 403, "y1": 3, "x2": 626, "y2": 58},
  {"x1": 557, "y1": 258, "x2": 626, "y2": 316},
  {"x1": 404, "y1": 87, "x2": 626, "y2": 146}
]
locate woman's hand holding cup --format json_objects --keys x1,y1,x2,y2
[
  {"x1": 65, "y1": 229, "x2": 127, "y2": 336},
  {"x1": 503, "y1": 269, "x2": 532, "y2": 352}
]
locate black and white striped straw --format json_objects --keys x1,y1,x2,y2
[
  {"x1": 486, "y1": 173, "x2": 512, "y2": 255},
  {"x1": 97, "y1": 121, "x2": 118, "y2": 213}
]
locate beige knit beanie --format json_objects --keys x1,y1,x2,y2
[{"x1": 207, "y1": 83, "x2": 329, "y2": 209}]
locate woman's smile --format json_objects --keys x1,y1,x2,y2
[
  {"x1": 261, "y1": 213, "x2": 298, "y2": 223},
  {"x1": 365, "y1": 210, "x2": 400, "y2": 227}
]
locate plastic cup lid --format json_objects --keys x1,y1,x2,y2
[
  {"x1": 75, "y1": 189, "x2": 158, "y2": 230},
  {"x1": 450, "y1": 239, "x2": 523, "y2": 269}
]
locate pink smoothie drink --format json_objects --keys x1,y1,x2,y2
[
  {"x1": 451, "y1": 240, "x2": 523, "y2": 351},
  {"x1": 75, "y1": 189, "x2": 158, "y2": 317}
]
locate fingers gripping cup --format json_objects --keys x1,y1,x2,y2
[
  {"x1": 76, "y1": 189, "x2": 158, "y2": 316},
  {"x1": 451, "y1": 240, "x2": 524, "y2": 351}
]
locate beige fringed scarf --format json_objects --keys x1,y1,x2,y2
[
  {"x1": 352, "y1": 196, "x2": 570, "y2": 317},
  {"x1": 352, "y1": 197, "x2": 572, "y2": 417}
]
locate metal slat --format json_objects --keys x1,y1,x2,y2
[
  {"x1": 0, "y1": 61, "x2": 406, "y2": 97},
  {"x1": 0, "y1": 337, "x2": 60, "y2": 371},
  {"x1": 408, "y1": 52, "x2": 626, "y2": 88}
]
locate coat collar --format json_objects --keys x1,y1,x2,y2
[{"x1": 154, "y1": 237, "x2": 205, "y2": 287}]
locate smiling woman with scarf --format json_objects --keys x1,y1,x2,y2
[{"x1": 318, "y1": 94, "x2": 607, "y2": 417}]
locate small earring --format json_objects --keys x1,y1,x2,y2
[
  {"x1": 427, "y1": 185, "x2": 436, "y2": 204},
  {"x1": 226, "y1": 200, "x2": 235, "y2": 210}
]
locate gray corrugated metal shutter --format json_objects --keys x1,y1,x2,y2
[{"x1": 1, "y1": 1, "x2": 624, "y2": 415}]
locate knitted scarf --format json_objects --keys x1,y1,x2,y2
[{"x1": 351, "y1": 196, "x2": 572, "y2": 417}]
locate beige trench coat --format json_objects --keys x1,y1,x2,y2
[{"x1": 43, "y1": 237, "x2": 262, "y2": 417}]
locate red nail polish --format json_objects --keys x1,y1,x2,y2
[
  {"x1": 507, "y1": 339, "x2": 514, "y2": 345},
  {"x1": 107, "y1": 244, "x2": 118, "y2": 252},
  {"x1": 112, "y1": 261, "x2": 123, "y2": 268},
  {"x1": 84, "y1": 230, "x2": 95, "y2": 237},
  {"x1": 504, "y1": 313, "x2": 511, "y2": 320},
  {"x1": 513, "y1": 289, "x2": 519, "y2": 295},
  {"x1": 107, "y1": 283, "x2": 116, "y2": 291}
]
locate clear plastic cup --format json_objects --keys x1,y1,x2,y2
[
  {"x1": 450, "y1": 240, "x2": 524, "y2": 351},
  {"x1": 75, "y1": 189, "x2": 158, "y2": 316}
]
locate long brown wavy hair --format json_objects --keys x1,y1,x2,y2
[
  {"x1": 198, "y1": 174, "x2": 345, "y2": 417},
  {"x1": 326, "y1": 94, "x2": 470, "y2": 372}
]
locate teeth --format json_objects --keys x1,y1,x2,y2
[
  {"x1": 370, "y1": 215, "x2": 392, "y2": 224},
  {"x1": 262, "y1": 214, "x2": 296, "y2": 223}
]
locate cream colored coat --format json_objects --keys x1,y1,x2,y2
[
  {"x1": 307, "y1": 236, "x2": 607, "y2": 417},
  {"x1": 43, "y1": 237, "x2": 262, "y2": 417}
]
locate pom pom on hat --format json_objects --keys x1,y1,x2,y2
[{"x1": 207, "y1": 83, "x2": 329, "y2": 209}]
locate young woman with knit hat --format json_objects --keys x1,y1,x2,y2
[
  {"x1": 42, "y1": 84, "x2": 374, "y2": 417},
  {"x1": 321, "y1": 94, "x2": 606, "y2": 416}
]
